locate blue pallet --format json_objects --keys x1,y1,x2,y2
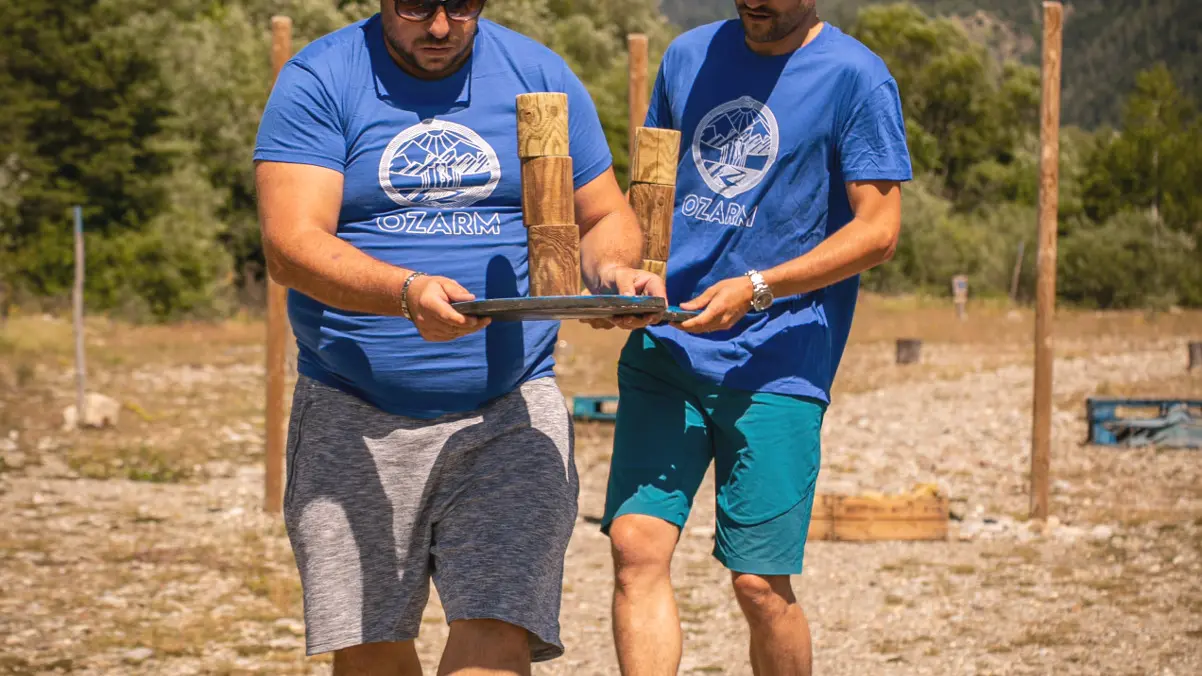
[
  {"x1": 1086, "y1": 397, "x2": 1202, "y2": 447},
  {"x1": 573, "y1": 396, "x2": 619, "y2": 422}
]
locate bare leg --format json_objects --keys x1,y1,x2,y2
[
  {"x1": 731, "y1": 573, "x2": 812, "y2": 676},
  {"x1": 334, "y1": 641, "x2": 424, "y2": 676},
  {"x1": 609, "y1": 514, "x2": 682, "y2": 676},
  {"x1": 436, "y1": 619, "x2": 531, "y2": 676}
]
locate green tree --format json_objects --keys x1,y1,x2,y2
[
  {"x1": 1059, "y1": 210, "x2": 1202, "y2": 309},
  {"x1": 1082, "y1": 64, "x2": 1202, "y2": 239},
  {"x1": 848, "y1": 3, "x2": 1040, "y2": 207},
  {"x1": 0, "y1": 0, "x2": 179, "y2": 300}
]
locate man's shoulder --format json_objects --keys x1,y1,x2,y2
[
  {"x1": 477, "y1": 19, "x2": 569, "y2": 70},
  {"x1": 816, "y1": 24, "x2": 894, "y2": 82},
  {"x1": 290, "y1": 16, "x2": 374, "y2": 75},
  {"x1": 663, "y1": 20, "x2": 740, "y2": 63}
]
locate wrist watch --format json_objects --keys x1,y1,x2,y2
[{"x1": 746, "y1": 270, "x2": 774, "y2": 311}]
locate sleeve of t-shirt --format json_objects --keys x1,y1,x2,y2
[
  {"x1": 253, "y1": 60, "x2": 347, "y2": 173},
  {"x1": 644, "y1": 61, "x2": 674, "y2": 130},
  {"x1": 562, "y1": 64, "x2": 614, "y2": 189},
  {"x1": 839, "y1": 79, "x2": 913, "y2": 183}
]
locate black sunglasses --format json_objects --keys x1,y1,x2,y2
[{"x1": 394, "y1": 0, "x2": 486, "y2": 22}]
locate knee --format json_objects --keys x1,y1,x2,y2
[
  {"x1": 452, "y1": 618, "x2": 526, "y2": 641},
  {"x1": 334, "y1": 641, "x2": 414, "y2": 671},
  {"x1": 450, "y1": 619, "x2": 529, "y2": 654},
  {"x1": 731, "y1": 573, "x2": 795, "y2": 621},
  {"x1": 609, "y1": 516, "x2": 676, "y2": 590}
]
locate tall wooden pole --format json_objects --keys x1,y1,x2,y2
[
  {"x1": 73, "y1": 206, "x2": 86, "y2": 428},
  {"x1": 1030, "y1": 1, "x2": 1062, "y2": 522},
  {"x1": 265, "y1": 16, "x2": 292, "y2": 515},
  {"x1": 627, "y1": 34, "x2": 649, "y2": 164}
]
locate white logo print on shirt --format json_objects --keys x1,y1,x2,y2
[
  {"x1": 692, "y1": 96, "x2": 779, "y2": 199},
  {"x1": 378, "y1": 119, "x2": 501, "y2": 209},
  {"x1": 682, "y1": 96, "x2": 779, "y2": 228}
]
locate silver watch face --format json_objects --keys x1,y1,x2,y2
[{"x1": 752, "y1": 290, "x2": 773, "y2": 311}]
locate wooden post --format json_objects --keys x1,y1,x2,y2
[
  {"x1": 952, "y1": 275, "x2": 968, "y2": 321},
  {"x1": 1010, "y1": 239, "x2": 1026, "y2": 302},
  {"x1": 73, "y1": 206, "x2": 86, "y2": 428},
  {"x1": 264, "y1": 15, "x2": 292, "y2": 515},
  {"x1": 629, "y1": 127, "x2": 681, "y2": 277},
  {"x1": 517, "y1": 93, "x2": 580, "y2": 297},
  {"x1": 896, "y1": 339, "x2": 922, "y2": 365},
  {"x1": 1030, "y1": 1, "x2": 1063, "y2": 523},
  {"x1": 1189, "y1": 342, "x2": 1202, "y2": 371},
  {"x1": 628, "y1": 34, "x2": 649, "y2": 164}
]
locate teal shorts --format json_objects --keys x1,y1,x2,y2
[{"x1": 601, "y1": 331, "x2": 825, "y2": 576}]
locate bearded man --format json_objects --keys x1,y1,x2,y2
[
  {"x1": 254, "y1": 1, "x2": 661, "y2": 674},
  {"x1": 600, "y1": 2, "x2": 913, "y2": 674}
]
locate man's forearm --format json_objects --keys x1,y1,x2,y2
[
  {"x1": 579, "y1": 210, "x2": 643, "y2": 293},
  {"x1": 266, "y1": 229, "x2": 414, "y2": 316},
  {"x1": 760, "y1": 217, "x2": 897, "y2": 297}
]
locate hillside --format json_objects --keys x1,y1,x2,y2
[{"x1": 660, "y1": 0, "x2": 1202, "y2": 128}]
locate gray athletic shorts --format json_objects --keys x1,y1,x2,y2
[{"x1": 282, "y1": 375, "x2": 579, "y2": 661}]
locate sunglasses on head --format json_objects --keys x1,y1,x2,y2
[{"x1": 394, "y1": 0, "x2": 486, "y2": 22}]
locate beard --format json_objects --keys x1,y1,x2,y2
[
  {"x1": 737, "y1": 1, "x2": 816, "y2": 44},
  {"x1": 381, "y1": 21, "x2": 476, "y2": 79}
]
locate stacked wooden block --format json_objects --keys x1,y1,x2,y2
[
  {"x1": 517, "y1": 93, "x2": 580, "y2": 298},
  {"x1": 629, "y1": 127, "x2": 681, "y2": 278}
]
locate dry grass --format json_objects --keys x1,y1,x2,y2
[
  {"x1": 0, "y1": 313, "x2": 269, "y2": 482},
  {"x1": 554, "y1": 295, "x2": 1202, "y2": 398},
  {"x1": 1, "y1": 297, "x2": 1200, "y2": 674}
]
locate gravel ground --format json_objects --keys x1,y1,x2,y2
[{"x1": 1, "y1": 332, "x2": 1199, "y2": 675}]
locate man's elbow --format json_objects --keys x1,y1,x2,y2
[
  {"x1": 873, "y1": 219, "x2": 902, "y2": 265},
  {"x1": 262, "y1": 238, "x2": 296, "y2": 288}
]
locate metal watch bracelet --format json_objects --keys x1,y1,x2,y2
[{"x1": 400, "y1": 271, "x2": 426, "y2": 320}]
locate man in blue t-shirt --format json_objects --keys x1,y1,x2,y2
[
  {"x1": 601, "y1": 1, "x2": 912, "y2": 674},
  {"x1": 254, "y1": 1, "x2": 662, "y2": 673}
]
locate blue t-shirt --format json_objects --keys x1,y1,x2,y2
[
  {"x1": 644, "y1": 21, "x2": 912, "y2": 403},
  {"x1": 254, "y1": 16, "x2": 612, "y2": 418}
]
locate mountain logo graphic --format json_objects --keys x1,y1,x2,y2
[
  {"x1": 692, "y1": 96, "x2": 779, "y2": 198},
  {"x1": 378, "y1": 119, "x2": 501, "y2": 209}
]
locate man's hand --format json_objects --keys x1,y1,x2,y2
[
  {"x1": 407, "y1": 275, "x2": 491, "y2": 342},
  {"x1": 582, "y1": 265, "x2": 668, "y2": 331},
  {"x1": 675, "y1": 276, "x2": 755, "y2": 333}
]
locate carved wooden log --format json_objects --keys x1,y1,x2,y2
[
  {"x1": 630, "y1": 183, "x2": 675, "y2": 261},
  {"x1": 521, "y1": 156, "x2": 574, "y2": 227},
  {"x1": 641, "y1": 259, "x2": 667, "y2": 278},
  {"x1": 528, "y1": 225, "x2": 581, "y2": 298},
  {"x1": 517, "y1": 93, "x2": 580, "y2": 296},
  {"x1": 630, "y1": 127, "x2": 681, "y2": 277},
  {"x1": 517, "y1": 93, "x2": 569, "y2": 159},
  {"x1": 630, "y1": 127, "x2": 681, "y2": 186}
]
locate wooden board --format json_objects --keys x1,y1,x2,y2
[
  {"x1": 808, "y1": 493, "x2": 949, "y2": 542},
  {"x1": 517, "y1": 93, "x2": 569, "y2": 158},
  {"x1": 452, "y1": 295, "x2": 667, "y2": 321},
  {"x1": 522, "y1": 157, "x2": 574, "y2": 226}
]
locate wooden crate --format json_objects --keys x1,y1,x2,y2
[{"x1": 808, "y1": 493, "x2": 949, "y2": 542}]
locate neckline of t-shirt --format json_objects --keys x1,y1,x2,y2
[
  {"x1": 366, "y1": 13, "x2": 482, "y2": 100},
  {"x1": 735, "y1": 20, "x2": 836, "y2": 63}
]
